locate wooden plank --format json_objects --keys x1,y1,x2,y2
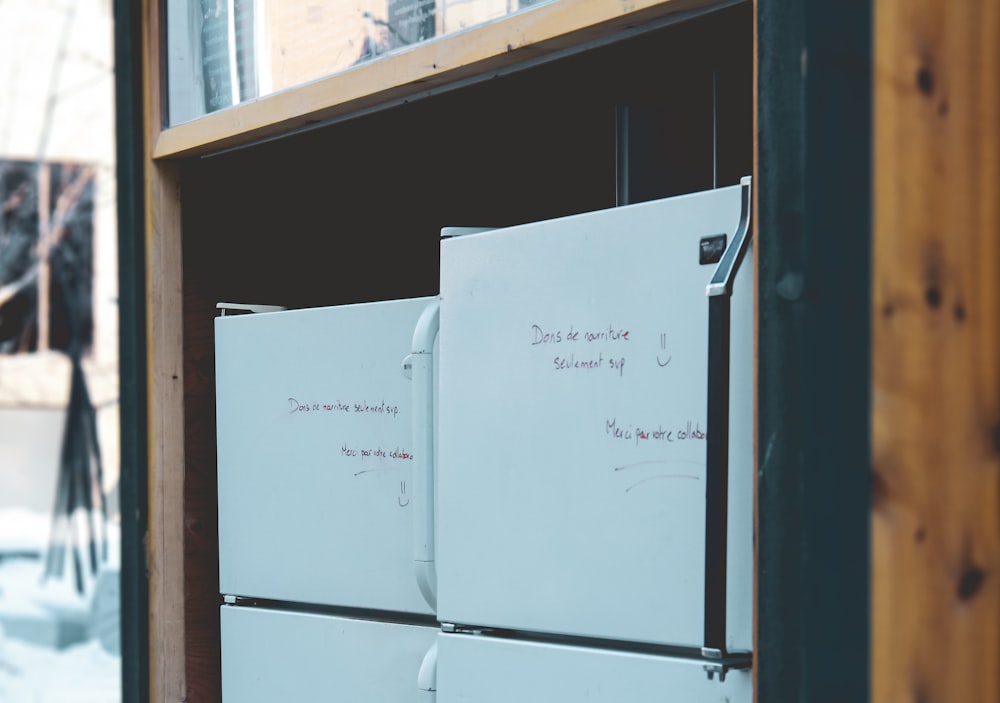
[
  {"x1": 142, "y1": 0, "x2": 188, "y2": 700},
  {"x1": 145, "y1": 159, "x2": 186, "y2": 703},
  {"x1": 153, "y1": 0, "x2": 736, "y2": 159},
  {"x1": 872, "y1": 0, "x2": 1000, "y2": 700}
]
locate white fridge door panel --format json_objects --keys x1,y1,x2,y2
[
  {"x1": 437, "y1": 186, "x2": 752, "y2": 648},
  {"x1": 216, "y1": 298, "x2": 435, "y2": 615},
  {"x1": 437, "y1": 633, "x2": 751, "y2": 703},
  {"x1": 221, "y1": 606, "x2": 437, "y2": 702}
]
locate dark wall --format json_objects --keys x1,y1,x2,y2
[{"x1": 181, "y1": 2, "x2": 751, "y2": 309}]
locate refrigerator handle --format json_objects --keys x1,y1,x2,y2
[
  {"x1": 417, "y1": 638, "x2": 439, "y2": 695},
  {"x1": 703, "y1": 176, "x2": 752, "y2": 665},
  {"x1": 405, "y1": 298, "x2": 440, "y2": 611},
  {"x1": 705, "y1": 176, "x2": 752, "y2": 299}
]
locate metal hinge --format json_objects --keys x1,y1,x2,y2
[
  {"x1": 701, "y1": 648, "x2": 753, "y2": 682},
  {"x1": 440, "y1": 623, "x2": 488, "y2": 636},
  {"x1": 222, "y1": 595, "x2": 256, "y2": 606}
]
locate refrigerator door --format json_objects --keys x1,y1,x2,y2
[
  {"x1": 216, "y1": 297, "x2": 436, "y2": 615},
  {"x1": 436, "y1": 633, "x2": 751, "y2": 703},
  {"x1": 437, "y1": 186, "x2": 753, "y2": 650},
  {"x1": 221, "y1": 606, "x2": 437, "y2": 701}
]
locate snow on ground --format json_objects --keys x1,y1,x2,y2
[
  {"x1": 0, "y1": 631, "x2": 120, "y2": 703},
  {"x1": 0, "y1": 508, "x2": 51, "y2": 555},
  {"x1": 0, "y1": 508, "x2": 120, "y2": 703}
]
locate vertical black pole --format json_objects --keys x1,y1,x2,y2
[
  {"x1": 756, "y1": 0, "x2": 871, "y2": 700},
  {"x1": 703, "y1": 293, "x2": 730, "y2": 653},
  {"x1": 113, "y1": 0, "x2": 149, "y2": 699},
  {"x1": 614, "y1": 105, "x2": 630, "y2": 207}
]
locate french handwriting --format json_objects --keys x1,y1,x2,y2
[
  {"x1": 534, "y1": 323, "x2": 630, "y2": 376},
  {"x1": 605, "y1": 418, "x2": 706, "y2": 445},
  {"x1": 342, "y1": 444, "x2": 415, "y2": 468},
  {"x1": 288, "y1": 397, "x2": 400, "y2": 417},
  {"x1": 551, "y1": 352, "x2": 627, "y2": 377},
  {"x1": 531, "y1": 323, "x2": 630, "y2": 345}
]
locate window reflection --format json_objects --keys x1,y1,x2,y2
[{"x1": 166, "y1": 0, "x2": 557, "y2": 125}]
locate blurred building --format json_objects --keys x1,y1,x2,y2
[
  {"x1": 0, "y1": 0, "x2": 118, "y2": 516},
  {"x1": 0, "y1": 0, "x2": 119, "y2": 673}
]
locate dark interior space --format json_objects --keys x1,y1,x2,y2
[
  {"x1": 181, "y1": 2, "x2": 751, "y2": 309},
  {"x1": 176, "y1": 4, "x2": 751, "y2": 699}
]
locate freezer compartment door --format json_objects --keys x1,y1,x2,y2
[
  {"x1": 437, "y1": 185, "x2": 753, "y2": 650},
  {"x1": 216, "y1": 297, "x2": 436, "y2": 615},
  {"x1": 221, "y1": 606, "x2": 437, "y2": 702},
  {"x1": 437, "y1": 633, "x2": 751, "y2": 703}
]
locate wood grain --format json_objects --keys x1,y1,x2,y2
[
  {"x1": 872, "y1": 0, "x2": 1000, "y2": 700},
  {"x1": 144, "y1": 158, "x2": 186, "y2": 703},
  {"x1": 142, "y1": 0, "x2": 188, "y2": 699}
]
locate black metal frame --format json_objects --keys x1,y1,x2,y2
[
  {"x1": 756, "y1": 0, "x2": 872, "y2": 701},
  {"x1": 113, "y1": 0, "x2": 149, "y2": 699}
]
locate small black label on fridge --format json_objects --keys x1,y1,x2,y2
[{"x1": 699, "y1": 234, "x2": 727, "y2": 265}]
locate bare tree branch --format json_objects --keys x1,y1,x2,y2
[{"x1": 0, "y1": 261, "x2": 38, "y2": 306}]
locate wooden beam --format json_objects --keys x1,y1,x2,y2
[
  {"x1": 872, "y1": 0, "x2": 1000, "y2": 700},
  {"x1": 145, "y1": 159, "x2": 186, "y2": 703},
  {"x1": 142, "y1": 0, "x2": 188, "y2": 700},
  {"x1": 153, "y1": 0, "x2": 738, "y2": 159}
]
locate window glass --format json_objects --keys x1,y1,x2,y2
[
  {"x1": 0, "y1": 0, "x2": 121, "y2": 700},
  {"x1": 166, "y1": 0, "x2": 554, "y2": 126}
]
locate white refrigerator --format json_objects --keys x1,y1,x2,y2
[
  {"x1": 430, "y1": 179, "x2": 754, "y2": 700},
  {"x1": 215, "y1": 179, "x2": 754, "y2": 701},
  {"x1": 215, "y1": 297, "x2": 441, "y2": 701}
]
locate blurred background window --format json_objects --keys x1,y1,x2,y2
[{"x1": 0, "y1": 0, "x2": 121, "y2": 701}]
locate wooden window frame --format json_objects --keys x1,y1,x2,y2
[{"x1": 152, "y1": 0, "x2": 741, "y2": 159}]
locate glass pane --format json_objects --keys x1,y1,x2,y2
[
  {"x1": 166, "y1": 0, "x2": 555, "y2": 126},
  {"x1": 0, "y1": 0, "x2": 121, "y2": 700}
]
